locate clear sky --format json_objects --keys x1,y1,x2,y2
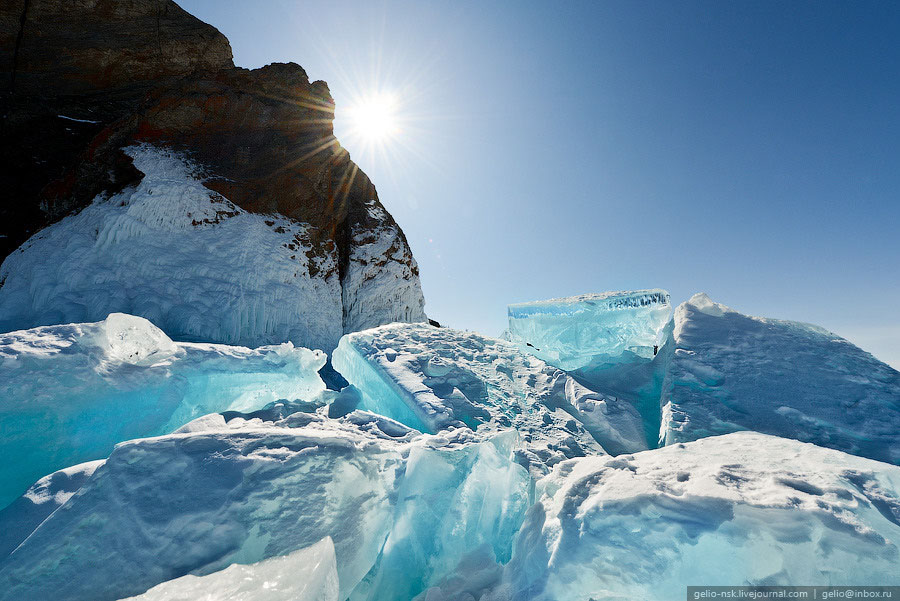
[{"x1": 179, "y1": 0, "x2": 900, "y2": 368}]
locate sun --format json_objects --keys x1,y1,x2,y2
[{"x1": 346, "y1": 92, "x2": 400, "y2": 142}]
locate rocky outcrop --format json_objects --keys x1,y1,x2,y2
[{"x1": 0, "y1": 0, "x2": 426, "y2": 349}]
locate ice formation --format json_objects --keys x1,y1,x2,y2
[
  {"x1": 0, "y1": 410, "x2": 538, "y2": 601},
  {"x1": 423, "y1": 433, "x2": 900, "y2": 601},
  {"x1": 0, "y1": 414, "x2": 405, "y2": 601},
  {"x1": 0, "y1": 312, "x2": 326, "y2": 508},
  {"x1": 507, "y1": 289, "x2": 671, "y2": 371},
  {"x1": 661, "y1": 293, "x2": 900, "y2": 463},
  {"x1": 0, "y1": 144, "x2": 425, "y2": 353},
  {"x1": 332, "y1": 323, "x2": 649, "y2": 472},
  {"x1": 120, "y1": 537, "x2": 339, "y2": 601}
]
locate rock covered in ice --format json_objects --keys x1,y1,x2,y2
[
  {"x1": 333, "y1": 323, "x2": 649, "y2": 474},
  {"x1": 473, "y1": 432, "x2": 900, "y2": 601},
  {"x1": 0, "y1": 144, "x2": 387, "y2": 352},
  {"x1": 661, "y1": 293, "x2": 900, "y2": 463},
  {"x1": 0, "y1": 312, "x2": 326, "y2": 508},
  {"x1": 120, "y1": 537, "x2": 339, "y2": 601},
  {"x1": 0, "y1": 414, "x2": 405, "y2": 601},
  {"x1": 507, "y1": 289, "x2": 671, "y2": 371}
]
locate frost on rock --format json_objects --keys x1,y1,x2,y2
[
  {"x1": 507, "y1": 289, "x2": 671, "y2": 371},
  {"x1": 0, "y1": 313, "x2": 326, "y2": 508},
  {"x1": 661, "y1": 293, "x2": 900, "y2": 463},
  {"x1": 0, "y1": 415, "x2": 405, "y2": 601},
  {"x1": 120, "y1": 537, "x2": 339, "y2": 601},
  {"x1": 342, "y1": 200, "x2": 428, "y2": 334},
  {"x1": 0, "y1": 144, "x2": 344, "y2": 351},
  {"x1": 463, "y1": 433, "x2": 900, "y2": 601},
  {"x1": 333, "y1": 323, "x2": 649, "y2": 474}
]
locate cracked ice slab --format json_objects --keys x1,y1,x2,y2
[
  {"x1": 427, "y1": 432, "x2": 900, "y2": 601},
  {"x1": 0, "y1": 312, "x2": 326, "y2": 508},
  {"x1": 333, "y1": 323, "x2": 650, "y2": 474},
  {"x1": 507, "y1": 289, "x2": 671, "y2": 371},
  {"x1": 661, "y1": 294, "x2": 900, "y2": 463}
]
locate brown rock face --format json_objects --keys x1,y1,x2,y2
[{"x1": 0, "y1": 0, "x2": 426, "y2": 340}]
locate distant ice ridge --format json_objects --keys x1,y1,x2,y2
[
  {"x1": 333, "y1": 323, "x2": 650, "y2": 473},
  {"x1": 0, "y1": 144, "x2": 420, "y2": 352},
  {"x1": 420, "y1": 433, "x2": 900, "y2": 601},
  {"x1": 0, "y1": 312, "x2": 326, "y2": 508},
  {"x1": 507, "y1": 289, "x2": 671, "y2": 371},
  {"x1": 120, "y1": 537, "x2": 339, "y2": 601},
  {"x1": 661, "y1": 293, "x2": 900, "y2": 463}
]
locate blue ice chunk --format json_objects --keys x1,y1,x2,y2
[
  {"x1": 428, "y1": 433, "x2": 900, "y2": 600},
  {"x1": 359, "y1": 431, "x2": 530, "y2": 600},
  {"x1": 0, "y1": 415, "x2": 403, "y2": 601},
  {"x1": 332, "y1": 324, "x2": 641, "y2": 475},
  {"x1": 508, "y1": 289, "x2": 671, "y2": 371},
  {"x1": 0, "y1": 313, "x2": 327, "y2": 508}
]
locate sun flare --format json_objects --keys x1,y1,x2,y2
[{"x1": 346, "y1": 92, "x2": 400, "y2": 142}]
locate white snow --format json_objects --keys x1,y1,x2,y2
[
  {"x1": 119, "y1": 537, "x2": 339, "y2": 601},
  {"x1": 424, "y1": 432, "x2": 900, "y2": 601},
  {"x1": 333, "y1": 323, "x2": 649, "y2": 474},
  {"x1": 0, "y1": 144, "x2": 344, "y2": 351},
  {"x1": 341, "y1": 200, "x2": 428, "y2": 334},
  {"x1": 0, "y1": 313, "x2": 326, "y2": 508},
  {"x1": 660, "y1": 293, "x2": 900, "y2": 463}
]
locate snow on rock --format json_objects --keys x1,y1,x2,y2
[
  {"x1": 0, "y1": 415, "x2": 405, "y2": 601},
  {"x1": 120, "y1": 537, "x2": 339, "y2": 601},
  {"x1": 472, "y1": 433, "x2": 900, "y2": 601},
  {"x1": 342, "y1": 200, "x2": 427, "y2": 334},
  {"x1": 0, "y1": 144, "x2": 344, "y2": 351},
  {"x1": 333, "y1": 323, "x2": 648, "y2": 475},
  {"x1": 661, "y1": 293, "x2": 900, "y2": 463},
  {"x1": 507, "y1": 289, "x2": 671, "y2": 371},
  {"x1": 0, "y1": 313, "x2": 326, "y2": 508}
]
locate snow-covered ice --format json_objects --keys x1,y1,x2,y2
[
  {"x1": 333, "y1": 323, "x2": 649, "y2": 473},
  {"x1": 0, "y1": 145, "x2": 342, "y2": 351},
  {"x1": 425, "y1": 432, "x2": 900, "y2": 601},
  {"x1": 0, "y1": 312, "x2": 326, "y2": 508},
  {"x1": 507, "y1": 289, "x2": 671, "y2": 371},
  {"x1": 661, "y1": 293, "x2": 900, "y2": 463},
  {"x1": 0, "y1": 414, "x2": 405, "y2": 601},
  {"x1": 120, "y1": 537, "x2": 339, "y2": 601}
]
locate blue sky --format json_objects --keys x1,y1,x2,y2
[{"x1": 180, "y1": 0, "x2": 900, "y2": 368}]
